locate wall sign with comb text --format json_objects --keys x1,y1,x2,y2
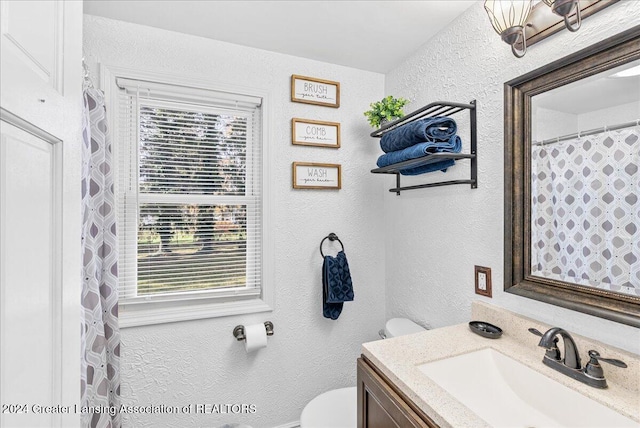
[{"x1": 291, "y1": 118, "x2": 341, "y2": 148}]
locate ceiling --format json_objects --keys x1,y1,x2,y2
[
  {"x1": 83, "y1": 0, "x2": 477, "y2": 73},
  {"x1": 533, "y1": 59, "x2": 640, "y2": 115}
]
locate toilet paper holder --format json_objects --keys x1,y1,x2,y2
[{"x1": 233, "y1": 321, "x2": 274, "y2": 341}]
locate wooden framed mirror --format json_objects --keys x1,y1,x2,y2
[{"x1": 505, "y1": 25, "x2": 640, "y2": 327}]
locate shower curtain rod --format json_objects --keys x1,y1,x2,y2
[{"x1": 532, "y1": 119, "x2": 640, "y2": 146}]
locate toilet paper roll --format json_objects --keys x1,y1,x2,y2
[{"x1": 243, "y1": 323, "x2": 268, "y2": 353}]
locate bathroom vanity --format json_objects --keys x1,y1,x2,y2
[
  {"x1": 358, "y1": 302, "x2": 640, "y2": 427},
  {"x1": 357, "y1": 356, "x2": 436, "y2": 427}
]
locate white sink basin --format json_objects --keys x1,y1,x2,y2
[{"x1": 417, "y1": 348, "x2": 638, "y2": 428}]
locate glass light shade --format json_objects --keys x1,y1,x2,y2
[{"x1": 484, "y1": 0, "x2": 533, "y2": 35}]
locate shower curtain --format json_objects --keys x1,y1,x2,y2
[
  {"x1": 531, "y1": 126, "x2": 640, "y2": 297},
  {"x1": 81, "y1": 86, "x2": 121, "y2": 428}
]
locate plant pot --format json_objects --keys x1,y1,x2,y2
[{"x1": 379, "y1": 117, "x2": 401, "y2": 128}]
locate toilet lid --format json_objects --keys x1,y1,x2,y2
[
  {"x1": 385, "y1": 318, "x2": 425, "y2": 338},
  {"x1": 300, "y1": 387, "x2": 357, "y2": 428}
]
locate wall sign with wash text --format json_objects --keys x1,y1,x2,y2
[
  {"x1": 291, "y1": 118, "x2": 341, "y2": 148},
  {"x1": 291, "y1": 75, "x2": 340, "y2": 108},
  {"x1": 292, "y1": 162, "x2": 341, "y2": 190}
]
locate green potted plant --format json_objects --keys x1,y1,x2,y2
[{"x1": 364, "y1": 95, "x2": 409, "y2": 128}]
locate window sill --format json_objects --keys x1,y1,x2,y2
[{"x1": 119, "y1": 296, "x2": 273, "y2": 328}]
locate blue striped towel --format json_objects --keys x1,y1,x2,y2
[{"x1": 380, "y1": 117, "x2": 457, "y2": 153}]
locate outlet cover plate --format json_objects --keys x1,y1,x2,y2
[{"x1": 475, "y1": 265, "x2": 492, "y2": 298}]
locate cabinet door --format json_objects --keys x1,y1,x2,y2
[{"x1": 357, "y1": 357, "x2": 437, "y2": 428}]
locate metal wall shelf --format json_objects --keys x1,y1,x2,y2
[{"x1": 370, "y1": 100, "x2": 477, "y2": 195}]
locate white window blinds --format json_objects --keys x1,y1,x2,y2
[{"x1": 116, "y1": 79, "x2": 263, "y2": 303}]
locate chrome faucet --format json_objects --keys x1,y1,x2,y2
[{"x1": 529, "y1": 327, "x2": 627, "y2": 389}]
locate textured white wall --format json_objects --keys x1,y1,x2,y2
[
  {"x1": 384, "y1": 2, "x2": 640, "y2": 354},
  {"x1": 578, "y1": 101, "x2": 640, "y2": 130},
  {"x1": 84, "y1": 15, "x2": 385, "y2": 428},
  {"x1": 532, "y1": 107, "x2": 577, "y2": 142},
  {"x1": 532, "y1": 101, "x2": 640, "y2": 143},
  {"x1": 531, "y1": 102, "x2": 640, "y2": 142}
]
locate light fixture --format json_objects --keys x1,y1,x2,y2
[
  {"x1": 543, "y1": 0, "x2": 581, "y2": 32},
  {"x1": 484, "y1": 0, "x2": 534, "y2": 58}
]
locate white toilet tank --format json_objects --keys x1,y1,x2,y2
[{"x1": 383, "y1": 318, "x2": 425, "y2": 338}]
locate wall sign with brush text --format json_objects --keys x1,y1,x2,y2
[{"x1": 291, "y1": 75, "x2": 340, "y2": 108}]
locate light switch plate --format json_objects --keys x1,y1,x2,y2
[{"x1": 475, "y1": 265, "x2": 492, "y2": 297}]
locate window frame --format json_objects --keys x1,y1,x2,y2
[{"x1": 102, "y1": 65, "x2": 273, "y2": 327}]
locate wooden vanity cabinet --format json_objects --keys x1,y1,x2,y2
[{"x1": 357, "y1": 357, "x2": 438, "y2": 428}]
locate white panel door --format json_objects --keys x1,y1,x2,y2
[
  {"x1": 0, "y1": 1, "x2": 82, "y2": 427},
  {"x1": 0, "y1": 120, "x2": 61, "y2": 427},
  {"x1": 0, "y1": 0, "x2": 65, "y2": 137}
]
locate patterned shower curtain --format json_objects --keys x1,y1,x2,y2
[
  {"x1": 81, "y1": 86, "x2": 121, "y2": 428},
  {"x1": 531, "y1": 126, "x2": 640, "y2": 297}
]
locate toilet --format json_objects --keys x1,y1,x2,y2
[{"x1": 300, "y1": 318, "x2": 425, "y2": 428}]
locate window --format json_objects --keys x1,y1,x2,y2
[{"x1": 112, "y1": 73, "x2": 271, "y2": 326}]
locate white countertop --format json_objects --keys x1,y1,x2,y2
[{"x1": 361, "y1": 302, "x2": 640, "y2": 427}]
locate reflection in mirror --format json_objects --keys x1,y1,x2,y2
[
  {"x1": 505, "y1": 27, "x2": 640, "y2": 327},
  {"x1": 530, "y1": 59, "x2": 640, "y2": 298}
]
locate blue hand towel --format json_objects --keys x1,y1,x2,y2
[
  {"x1": 322, "y1": 251, "x2": 354, "y2": 320},
  {"x1": 380, "y1": 117, "x2": 458, "y2": 153},
  {"x1": 376, "y1": 135, "x2": 462, "y2": 176}
]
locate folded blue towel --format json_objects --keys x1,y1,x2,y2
[
  {"x1": 322, "y1": 251, "x2": 354, "y2": 320},
  {"x1": 376, "y1": 135, "x2": 462, "y2": 176},
  {"x1": 380, "y1": 117, "x2": 457, "y2": 153}
]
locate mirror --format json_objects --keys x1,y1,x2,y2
[
  {"x1": 505, "y1": 25, "x2": 640, "y2": 327},
  {"x1": 531, "y1": 59, "x2": 639, "y2": 296}
]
